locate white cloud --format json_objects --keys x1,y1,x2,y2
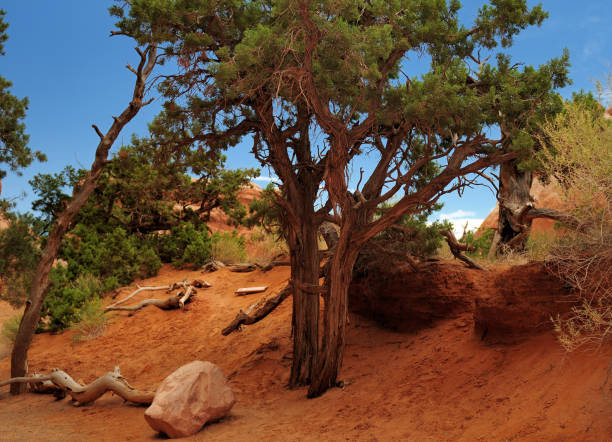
[
  {"x1": 432, "y1": 214, "x2": 484, "y2": 238},
  {"x1": 253, "y1": 175, "x2": 280, "y2": 184},
  {"x1": 439, "y1": 209, "x2": 476, "y2": 220}
]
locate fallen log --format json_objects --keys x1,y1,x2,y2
[
  {"x1": 105, "y1": 284, "x2": 171, "y2": 310},
  {"x1": 0, "y1": 367, "x2": 155, "y2": 405},
  {"x1": 222, "y1": 285, "x2": 292, "y2": 336},
  {"x1": 439, "y1": 228, "x2": 486, "y2": 270},
  {"x1": 105, "y1": 289, "x2": 196, "y2": 315}
]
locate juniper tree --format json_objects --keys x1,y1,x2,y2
[{"x1": 112, "y1": 0, "x2": 569, "y2": 396}]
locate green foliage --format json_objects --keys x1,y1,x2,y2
[
  {"x1": 43, "y1": 273, "x2": 106, "y2": 332},
  {"x1": 1, "y1": 314, "x2": 21, "y2": 346},
  {"x1": 463, "y1": 228, "x2": 495, "y2": 258},
  {"x1": 0, "y1": 9, "x2": 46, "y2": 182},
  {"x1": 212, "y1": 230, "x2": 247, "y2": 264},
  {"x1": 154, "y1": 221, "x2": 212, "y2": 268},
  {"x1": 60, "y1": 224, "x2": 162, "y2": 286},
  {"x1": 0, "y1": 213, "x2": 42, "y2": 306},
  {"x1": 70, "y1": 298, "x2": 109, "y2": 343}
]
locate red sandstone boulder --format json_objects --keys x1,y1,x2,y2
[{"x1": 145, "y1": 361, "x2": 236, "y2": 438}]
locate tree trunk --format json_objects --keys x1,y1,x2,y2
[
  {"x1": 308, "y1": 230, "x2": 359, "y2": 398},
  {"x1": 288, "y1": 218, "x2": 320, "y2": 387},
  {"x1": 489, "y1": 161, "x2": 534, "y2": 257},
  {"x1": 10, "y1": 45, "x2": 157, "y2": 394}
]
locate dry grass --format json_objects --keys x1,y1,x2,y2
[{"x1": 246, "y1": 227, "x2": 288, "y2": 266}]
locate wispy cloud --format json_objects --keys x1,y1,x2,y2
[
  {"x1": 253, "y1": 175, "x2": 280, "y2": 184},
  {"x1": 439, "y1": 209, "x2": 476, "y2": 220}
]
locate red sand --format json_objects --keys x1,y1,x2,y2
[{"x1": 0, "y1": 263, "x2": 611, "y2": 441}]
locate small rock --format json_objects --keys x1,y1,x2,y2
[{"x1": 145, "y1": 361, "x2": 235, "y2": 438}]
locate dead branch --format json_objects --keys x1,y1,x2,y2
[
  {"x1": 105, "y1": 285, "x2": 171, "y2": 311},
  {"x1": 0, "y1": 367, "x2": 155, "y2": 405},
  {"x1": 222, "y1": 285, "x2": 292, "y2": 335},
  {"x1": 439, "y1": 229, "x2": 486, "y2": 270},
  {"x1": 202, "y1": 259, "x2": 290, "y2": 274},
  {"x1": 105, "y1": 290, "x2": 195, "y2": 315}
]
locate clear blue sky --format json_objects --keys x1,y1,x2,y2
[{"x1": 1, "y1": 1, "x2": 610, "y2": 231}]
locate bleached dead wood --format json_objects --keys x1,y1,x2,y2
[
  {"x1": 235, "y1": 286, "x2": 268, "y2": 296},
  {"x1": 105, "y1": 290, "x2": 196, "y2": 315},
  {"x1": 0, "y1": 367, "x2": 155, "y2": 405},
  {"x1": 202, "y1": 259, "x2": 290, "y2": 274},
  {"x1": 105, "y1": 285, "x2": 171, "y2": 311},
  {"x1": 222, "y1": 285, "x2": 292, "y2": 335}
]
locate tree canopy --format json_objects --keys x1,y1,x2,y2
[{"x1": 110, "y1": 0, "x2": 570, "y2": 396}]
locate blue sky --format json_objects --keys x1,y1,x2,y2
[{"x1": 1, "y1": 1, "x2": 610, "y2": 232}]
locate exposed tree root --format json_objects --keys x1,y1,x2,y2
[
  {"x1": 222, "y1": 285, "x2": 292, "y2": 335},
  {"x1": 439, "y1": 229, "x2": 486, "y2": 270},
  {"x1": 0, "y1": 367, "x2": 155, "y2": 405}
]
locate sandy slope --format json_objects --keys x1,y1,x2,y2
[{"x1": 0, "y1": 263, "x2": 610, "y2": 441}]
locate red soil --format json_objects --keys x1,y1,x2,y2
[{"x1": 1, "y1": 262, "x2": 610, "y2": 441}]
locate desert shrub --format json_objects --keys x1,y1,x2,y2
[
  {"x1": 70, "y1": 298, "x2": 109, "y2": 343},
  {"x1": 1, "y1": 314, "x2": 22, "y2": 346},
  {"x1": 212, "y1": 230, "x2": 247, "y2": 264},
  {"x1": 247, "y1": 226, "x2": 288, "y2": 266},
  {"x1": 42, "y1": 272, "x2": 106, "y2": 332},
  {"x1": 537, "y1": 98, "x2": 612, "y2": 351},
  {"x1": 0, "y1": 213, "x2": 42, "y2": 307},
  {"x1": 153, "y1": 221, "x2": 212, "y2": 268},
  {"x1": 61, "y1": 224, "x2": 162, "y2": 286},
  {"x1": 463, "y1": 228, "x2": 495, "y2": 258},
  {"x1": 525, "y1": 231, "x2": 558, "y2": 261}
]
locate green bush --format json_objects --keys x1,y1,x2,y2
[
  {"x1": 43, "y1": 272, "x2": 106, "y2": 332},
  {"x1": 1, "y1": 314, "x2": 22, "y2": 346},
  {"x1": 70, "y1": 298, "x2": 109, "y2": 343},
  {"x1": 463, "y1": 228, "x2": 495, "y2": 258},
  {"x1": 0, "y1": 214, "x2": 41, "y2": 307},
  {"x1": 61, "y1": 224, "x2": 161, "y2": 285},
  {"x1": 154, "y1": 221, "x2": 212, "y2": 268},
  {"x1": 212, "y1": 230, "x2": 247, "y2": 264}
]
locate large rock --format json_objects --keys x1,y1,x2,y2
[{"x1": 145, "y1": 361, "x2": 236, "y2": 438}]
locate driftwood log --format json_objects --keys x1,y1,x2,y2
[
  {"x1": 222, "y1": 285, "x2": 292, "y2": 335},
  {"x1": 439, "y1": 228, "x2": 486, "y2": 270},
  {"x1": 202, "y1": 258, "x2": 290, "y2": 274},
  {"x1": 0, "y1": 367, "x2": 155, "y2": 405},
  {"x1": 105, "y1": 280, "x2": 204, "y2": 314}
]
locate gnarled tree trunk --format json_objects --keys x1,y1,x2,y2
[
  {"x1": 287, "y1": 207, "x2": 320, "y2": 387},
  {"x1": 10, "y1": 45, "x2": 157, "y2": 395},
  {"x1": 489, "y1": 161, "x2": 534, "y2": 257}
]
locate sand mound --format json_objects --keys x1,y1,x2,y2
[{"x1": 0, "y1": 263, "x2": 610, "y2": 440}]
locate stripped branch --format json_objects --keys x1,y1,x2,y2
[
  {"x1": 0, "y1": 367, "x2": 155, "y2": 405},
  {"x1": 439, "y1": 228, "x2": 486, "y2": 270},
  {"x1": 105, "y1": 285, "x2": 171, "y2": 311}
]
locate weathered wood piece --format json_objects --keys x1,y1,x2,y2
[
  {"x1": 0, "y1": 367, "x2": 155, "y2": 405},
  {"x1": 105, "y1": 285, "x2": 171, "y2": 311},
  {"x1": 439, "y1": 228, "x2": 486, "y2": 271},
  {"x1": 222, "y1": 286, "x2": 292, "y2": 335},
  {"x1": 235, "y1": 286, "x2": 268, "y2": 296}
]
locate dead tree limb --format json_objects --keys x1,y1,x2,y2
[
  {"x1": 105, "y1": 285, "x2": 171, "y2": 311},
  {"x1": 0, "y1": 367, "x2": 155, "y2": 405},
  {"x1": 222, "y1": 285, "x2": 292, "y2": 335},
  {"x1": 105, "y1": 290, "x2": 195, "y2": 315},
  {"x1": 439, "y1": 229, "x2": 486, "y2": 270},
  {"x1": 10, "y1": 43, "x2": 159, "y2": 394}
]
